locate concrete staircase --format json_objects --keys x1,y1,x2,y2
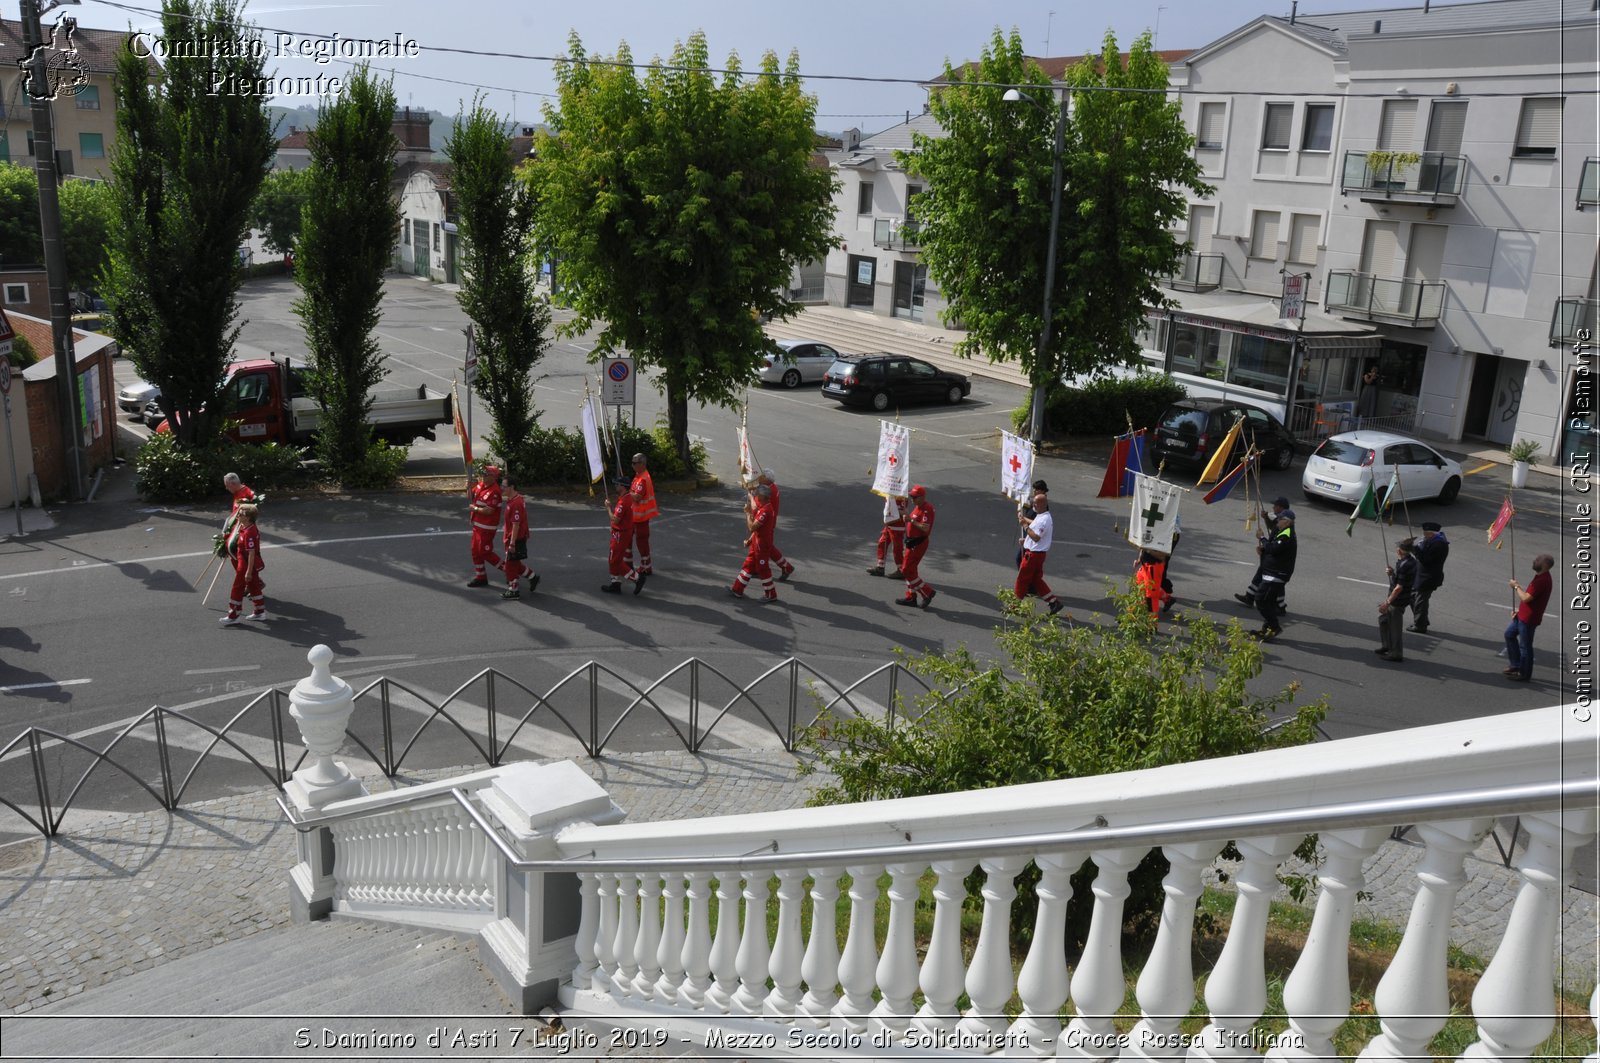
[{"x1": 772, "y1": 304, "x2": 1028, "y2": 389}]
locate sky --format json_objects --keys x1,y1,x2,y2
[{"x1": 70, "y1": 0, "x2": 1422, "y2": 136}]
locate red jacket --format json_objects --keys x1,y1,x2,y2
[{"x1": 503, "y1": 494, "x2": 527, "y2": 548}]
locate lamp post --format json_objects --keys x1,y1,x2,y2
[{"x1": 1003, "y1": 86, "x2": 1068, "y2": 448}]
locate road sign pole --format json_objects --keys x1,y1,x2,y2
[{"x1": 4, "y1": 395, "x2": 20, "y2": 537}]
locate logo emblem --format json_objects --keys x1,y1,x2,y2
[{"x1": 19, "y1": 16, "x2": 90, "y2": 102}]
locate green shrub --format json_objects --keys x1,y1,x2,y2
[
  {"x1": 333, "y1": 439, "x2": 408, "y2": 490},
  {"x1": 800, "y1": 584, "x2": 1328, "y2": 955},
  {"x1": 1012, "y1": 372, "x2": 1187, "y2": 438},
  {"x1": 499, "y1": 417, "x2": 708, "y2": 486},
  {"x1": 9, "y1": 334, "x2": 38, "y2": 368},
  {"x1": 135, "y1": 433, "x2": 310, "y2": 501}
]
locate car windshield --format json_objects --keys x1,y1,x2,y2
[
  {"x1": 1159, "y1": 407, "x2": 1209, "y2": 436},
  {"x1": 1315, "y1": 438, "x2": 1373, "y2": 465}
]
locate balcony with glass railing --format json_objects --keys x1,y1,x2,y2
[
  {"x1": 1326, "y1": 270, "x2": 1445, "y2": 326},
  {"x1": 1340, "y1": 150, "x2": 1466, "y2": 204},
  {"x1": 1579, "y1": 157, "x2": 1599, "y2": 209},
  {"x1": 1162, "y1": 251, "x2": 1223, "y2": 292},
  {"x1": 1550, "y1": 297, "x2": 1598, "y2": 349},
  {"x1": 872, "y1": 217, "x2": 921, "y2": 252}
]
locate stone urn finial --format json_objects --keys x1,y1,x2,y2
[{"x1": 285, "y1": 644, "x2": 365, "y2": 810}]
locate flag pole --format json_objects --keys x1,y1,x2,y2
[{"x1": 1507, "y1": 487, "x2": 1518, "y2": 608}]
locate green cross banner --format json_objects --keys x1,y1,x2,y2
[{"x1": 1127, "y1": 472, "x2": 1182, "y2": 553}]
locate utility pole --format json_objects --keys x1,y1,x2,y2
[{"x1": 20, "y1": 0, "x2": 85, "y2": 500}]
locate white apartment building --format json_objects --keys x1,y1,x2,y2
[{"x1": 1151, "y1": 0, "x2": 1598, "y2": 465}]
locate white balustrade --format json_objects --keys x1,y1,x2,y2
[
  {"x1": 871, "y1": 862, "x2": 923, "y2": 1037},
  {"x1": 1270, "y1": 828, "x2": 1388, "y2": 1063},
  {"x1": 706, "y1": 872, "x2": 741, "y2": 1012},
  {"x1": 764, "y1": 867, "x2": 807, "y2": 1018},
  {"x1": 914, "y1": 860, "x2": 970, "y2": 1038},
  {"x1": 731, "y1": 872, "x2": 774, "y2": 1014},
  {"x1": 1588, "y1": 986, "x2": 1599, "y2": 1063},
  {"x1": 1008, "y1": 851, "x2": 1076, "y2": 1057},
  {"x1": 612, "y1": 872, "x2": 640, "y2": 996},
  {"x1": 678, "y1": 870, "x2": 714, "y2": 1009},
  {"x1": 326, "y1": 800, "x2": 494, "y2": 921},
  {"x1": 957, "y1": 854, "x2": 1027, "y2": 1045},
  {"x1": 655, "y1": 873, "x2": 687, "y2": 1004},
  {"x1": 593, "y1": 872, "x2": 617, "y2": 993},
  {"x1": 1061, "y1": 847, "x2": 1143, "y2": 1061},
  {"x1": 833, "y1": 863, "x2": 884, "y2": 1034},
  {"x1": 632, "y1": 873, "x2": 663, "y2": 998},
  {"x1": 799, "y1": 867, "x2": 843, "y2": 1026},
  {"x1": 1128, "y1": 843, "x2": 1217, "y2": 1063},
  {"x1": 572, "y1": 873, "x2": 599, "y2": 989}
]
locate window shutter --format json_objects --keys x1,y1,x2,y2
[
  {"x1": 1197, "y1": 103, "x2": 1225, "y2": 148},
  {"x1": 1425, "y1": 101, "x2": 1468, "y2": 155},
  {"x1": 1288, "y1": 214, "x2": 1320, "y2": 264},
  {"x1": 1250, "y1": 211, "x2": 1280, "y2": 258},
  {"x1": 1261, "y1": 104, "x2": 1292, "y2": 149},
  {"x1": 1378, "y1": 100, "x2": 1417, "y2": 149},
  {"x1": 1516, "y1": 97, "x2": 1562, "y2": 150}
]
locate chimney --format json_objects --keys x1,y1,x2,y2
[{"x1": 288, "y1": 124, "x2": 297, "y2": 135}]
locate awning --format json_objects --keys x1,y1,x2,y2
[{"x1": 1302, "y1": 335, "x2": 1382, "y2": 360}]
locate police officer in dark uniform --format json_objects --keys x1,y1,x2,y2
[
  {"x1": 1409, "y1": 521, "x2": 1450, "y2": 633},
  {"x1": 1253, "y1": 510, "x2": 1297, "y2": 642}
]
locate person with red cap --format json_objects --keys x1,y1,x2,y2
[
  {"x1": 731, "y1": 482, "x2": 779, "y2": 603},
  {"x1": 604, "y1": 482, "x2": 649, "y2": 595},
  {"x1": 897, "y1": 484, "x2": 936, "y2": 609},
  {"x1": 467, "y1": 464, "x2": 503, "y2": 587},
  {"x1": 754, "y1": 469, "x2": 796, "y2": 581}
]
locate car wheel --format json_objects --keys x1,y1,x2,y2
[
  {"x1": 1438, "y1": 476, "x2": 1461, "y2": 504},
  {"x1": 782, "y1": 369, "x2": 801, "y2": 389},
  {"x1": 946, "y1": 385, "x2": 964, "y2": 405},
  {"x1": 1273, "y1": 443, "x2": 1295, "y2": 470},
  {"x1": 871, "y1": 391, "x2": 890, "y2": 412}
]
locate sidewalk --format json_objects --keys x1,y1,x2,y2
[{"x1": 2, "y1": 748, "x2": 1594, "y2": 1015}]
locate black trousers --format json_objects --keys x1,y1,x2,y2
[
  {"x1": 1257, "y1": 580, "x2": 1287, "y2": 632},
  {"x1": 1412, "y1": 581, "x2": 1438, "y2": 630}
]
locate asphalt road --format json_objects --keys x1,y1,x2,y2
[{"x1": 3, "y1": 274, "x2": 1576, "y2": 836}]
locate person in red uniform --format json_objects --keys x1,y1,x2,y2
[
  {"x1": 754, "y1": 470, "x2": 796, "y2": 581},
  {"x1": 867, "y1": 492, "x2": 908, "y2": 578},
  {"x1": 731, "y1": 482, "x2": 779, "y2": 603},
  {"x1": 1134, "y1": 548, "x2": 1170, "y2": 617},
  {"x1": 604, "y1": 484, "x2": 648, "y2": 594},
  {"x1": 467, "y1": 465, "x2": 503, "y2": 587},
  {"x1": 219, "y1": 503, "x2": 265, "y2": 625},
  {"x1": 1016, "y1": 490, "x2": 1064, "y2": 615},
  {"x1": 223, "y1": 472, "x2": 255, "y2": 516},
  {"x1": 627, "y1": 453, "x2": 660, "y2": 575},
  {"x1": 500, "y1": 472, "x2": 538, "y2": 599},
  {"x1": 897, "y1": 484, "x2": 937, "y2": 609}
]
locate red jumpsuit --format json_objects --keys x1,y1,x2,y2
[
  {"x1": 763, "y1": 481, "x2": 795, "y2": 579},
  {"x1": 731, "y1": 499, "x2": 778, "y2": 600},
  {"x1": 469, "y1": 480, "x2": 502, "y2": 581},
  {"x1": 226, "y1": 522, "x2": 264, "y2": 619},
  {"x1": 608, "y1": 492, "x2": 637, "y2": 581},
  {"x1": 901, "y1": 500, "x2": 936, "y2": 604},
  {"x1": 629, "y1": 470, "x2": 659, "y2": 574},
  {"x1": 876, "y1": 495, "x2": 908, "y2": 570},
  {"x1": 502, "y1": 493, "x2": 530, "y2": 589}
]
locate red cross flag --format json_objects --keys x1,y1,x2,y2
[
  {"x1": 872, "y1": 420, "x2": 911, "y2": 498},
  {"x1": 1000, "y1": 430, "x2": 1034, "y2": 503}
]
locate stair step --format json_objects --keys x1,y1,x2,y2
[{"x1": 772, "y1": 306, "x2": 1028, "y2": 389}]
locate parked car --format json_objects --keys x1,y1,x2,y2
[
  {"x1": 821, "y1": 354, "x2": 971, "y2": 412},
  {"x1": 118, "y1": 378, "x2": 160, "y2": 417},
  {"x1": 1301, "y1": 430, "x2": 1463, "y2": 505},
  {"x1": 756, "y1": 339, "x2": 841, "y2": 388},
  {"x1": 1152, "y1": 398, "x2": 1297, "y2": 472}
]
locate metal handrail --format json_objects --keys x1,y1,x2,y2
[{"x1": 277, "y1": 778, "x2": 1592, "y2": 874}]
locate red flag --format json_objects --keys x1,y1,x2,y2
[
  {"x1": 1097, "y1": 430, "x2": 1148, "y2": 498},
  {"x1": 1202, "y1": 453, "x2": 1257, "y2": 505},
  {"x1": 1487, "y1": 497, "x2": 1515, "y2": 545}
]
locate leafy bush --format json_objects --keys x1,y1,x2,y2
[
  {"x1": 332, "y1": 439, "x2": 408, "y2": 490},
  {"x1": 800, "y1": 584, "x2": 1329, "y2": 955},
  {"x1": 9, "y1": 334, "x2": 38, "y2": 368},
  {"x1": 498, "y1": 417, "x2": 708, "y2": 486},
  {"x1": 1012, "y1": 372, "x2": 1187, "y2": 438},
  {"x1": 134, "y1": 433, "x2": 310, "y2": 501}
]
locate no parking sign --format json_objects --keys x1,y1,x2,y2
[{"x1": 601, "y1": 356, "x2": 634, "y2": 406}]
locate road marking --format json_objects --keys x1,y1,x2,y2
[
  {"x1": 1337, "y1": 576, "x2": 1389, "y2": 588},
  {"x1": 1485, "y1": 600, "x2": 1557, "y2": 618},
  {"x1": 182, "y1": 665, "x2": 263, "y2": 675},
  {"x1": 1, "y1": 679, "x2": 92, "y2": 693}
]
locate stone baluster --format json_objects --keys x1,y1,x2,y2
[
  {"x1": 1127, "y1": 843, "x2": 1217, "y2": 1063},
  {"x1": 832, "y1": 863, "x2": 884, "y2": 1035},
  {"x1": 706, "y1": 872, "x2": 742, "y2": 1012},
  {"x1": 354, "y1": 821, "x2": 375, "y2": 902},
  {"x1": 395, "y1": 809, "x2": 418, "y2": 906},
  {"x1": 678, "y1": 870, "x2": 714, "y2": 1009},
  {"x1": 434, "y1": 813, "x2": 456, "y2": 907},
  {"x1": 1462, "y1": 808, "x2": 1599, "y2": 1062},
  {"x1": 1189, "y1": 834, "x2": 1298, "y2": 1063},
  {"x1": 913, "y1": 860, "x2": 970, "y2": 1038},
  {"x1": 331, "y1": 823, "x2": 354, "y2": 901},
  {"x1": 956, "y1": 855, "x2": 1027, "y2": 1045},
  {"x1": 1587, "y1": 986, "x2": 1599, "y2": 1063},
  {"x1": 1356, "y1": 819, "x2": 1492, "y2": 1063},
  {"x1": 655, "y1": 872, "x2": 687, "y2": 1004},
  {"x1": 465, "y1": 813, "x2": 491, "y2": 910},
  {"x1": 592, "y1": 871, "x2": 618, "y2": 994},
  {"x1": 1269, "y1": 828, "x2": 1388, "y2": 1062},
  {"x1": 871, "y1": 862, "x2": 924, "y2": 1039},
  {"x1": 571, "y1": 872, "x2": 600, "y2": 989},
  {"x1": 632, "y1": 872, "x2": 663, "y2": 998},
  {"x1": 1060, "y1": 848, "x2": 1143, "y2": 1061},
  {"x1": 765, "y1": 867, "x2": 807, "y2": 1019},
  {"x1": 612, "y1": 872, "x2": 640, "y2": 997},
  {"x1": 731, "y1": 872, "x2": 775, "y2": 1014},
  {"x1": 799, "y1": 867, "x2": 843, "y2": 1027},
  {"x1": 1007, "y1": 851, "x2": 1076, "y2": 1057},
  {"x1": 418, "y1": 807, "x2": 443, "y2": 907}
]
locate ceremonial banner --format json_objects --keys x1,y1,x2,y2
[
  {"x1": 1488, "y1": 497, "x2": 1515, "y2": 546},
  {"x1": 1345, "y1": 477, "x2": 1379, "y2": 536},
  {"x1": 738, "y1": 409, "x2": 762, "y2": 485},
  {"x1": 579, "y1": 398, "x2": 605, "y2": 484},
  {"x1": 1197, "y1": 417, "x2": 1244, "y2": 485},
  {"x1": 451, "y1": 381, "x2": 472, "y2": 470},
  {"x1": 1097, "y1": 429, "x2": 1149, "y2": 498},
  {"x1": 872, "y1": 420, "x2": 911, "y2": 498},
  {"x1": 1380, "y1": 467, "x2": 1401, "y2": 509},
  {"x1": 1202, "y1": 453, "x2": 1256, "y2": 505},
  {"x1": 1128, "y1": 473, "x2": 1182, "y2": 554},
  {"x1": 1000, "y1": 430, "x2": 1035, "y2": 502}
]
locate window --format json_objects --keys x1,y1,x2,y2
[
  {"x1": 905, "y1": 183, "x2": 922, "y2": 222},
  {"x1": 4, "y1": 283, "x2": 28, "y2": 304},
  {"x1": 1196, "y1": 102, "x2": 1225, "y2": 149},
  {"x1": 1301, "y1": 104, "x2": 1334, "y2": 152},
  {"x1": 1287, "y1": 213, "x2": 1320, "y2": 265},
  {"x1": 1377, "y1": 99, "x2": 1417, "y2": 150},
  {"x1": 25, "y1": 130, "x2": 35, "y2": 156},
  {"x1": 1261, "y1": 104, "x2": 1292, "y2": 150},
  {"x1": 0, "y1": 131, "x2": 7, "y2": 164},
  {"x1": 1249, "y1": 210, "x2": 1280, "y2": 258},
  {"x1": 432, "y1": 223, "x2": 440, "y2": 251},
  {"x1": 857, "y1": 181, "x2": 874, "y2": 215},
  {"x1": 1514, "y1": 97, "x2": 1562, "y2": 157},
  {"x1": 403, "y1": 223, "x2": 410, "y2": 245},
  {"x1": 79, "y1": 132, "x2": 104, "y2": 159},
  {"x1": 75, "y1": 85, "x2": 100, "y2": 110}
]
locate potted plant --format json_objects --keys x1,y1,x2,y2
[
  {"x1": 1508, "y1": 438, "x2": 1542, "y2": 488},
  {"x1": 1364, "y1": 149, "x2": 1423, "y2": 190}
]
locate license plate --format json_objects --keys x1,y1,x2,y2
[{"x1": 1315, "y1": 478, "x2": 1341, "y2": 490}]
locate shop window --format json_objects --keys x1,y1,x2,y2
[
  {"x1": 1170, "y1": 321, "x2": 1225, "y2": 378},
  {"x1": 1227, "y1": 335, "x2": 1293, "y2": 391}
]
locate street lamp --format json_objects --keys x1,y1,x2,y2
[{"x1": 1003, "y1": 86, "x2": 1069, "y2": 448}]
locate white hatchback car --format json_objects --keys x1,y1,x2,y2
[
  {"x1": 756, "y1": 339, "x2": 842, "y2": 388},
  {"x1": 1302, "y1": 430, "x2": 1464, "y2": 505}
]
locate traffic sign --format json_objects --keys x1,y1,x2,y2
[
  {"x1": 0, "y1": 307, "x2": 13, "y2": 359},
  {"x1": 463, "y1": 325, "x2": 479, "y2": 385},
  {"x1": 0, "y1": 356, "x2": 10, "y2": 396},
  {"x1": 601, "y1": 356, "x2": 635, "y2": 406}
]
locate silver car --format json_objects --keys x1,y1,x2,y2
[
  {"x1": 756, "y1": 339, "x2": 842, "y2": 389},
  {"x1": 118, "y1": 378, "x2": 160, "y2": 416}
]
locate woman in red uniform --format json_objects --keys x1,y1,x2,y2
[{"x1": 220, "y1": 503, "x2": 265, "y2": 625}]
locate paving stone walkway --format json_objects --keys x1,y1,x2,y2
[{"x1": 0, "y1": 750, "x2": 1593, "y2": 1016}]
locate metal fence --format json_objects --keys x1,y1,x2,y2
[{"x1": 0, "y1": 657, "x2": 935, "y2": 839}]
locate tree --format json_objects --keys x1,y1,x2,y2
[
  {"x1": 0, "y1": 164, "x2": 38, "y2": 267},
  {"x1": 444, "y1": 96, "x2": 550, "y2": 467},
  {"x1": 0, "y1": 163, "x2": 114, "y2": 292},
  {"x1": 531, "y1": 31, "x2": 835, "y2": 466},
  {"x1": 906, "y1": 30, "x2": 1210, "y2": 433},
  {"x1": 251, "y1": 168, "x2": 311, "y2": 256},
  {"x1": 293, "y1": 67, "x2": 401, "y2": 481},
  {"x1": 101, "y1": 0, "x2": 275, "y2": 448}
]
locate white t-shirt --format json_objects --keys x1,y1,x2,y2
[{"x1": 1026, "y1": 511, "x2": 1054, "y2": 552}]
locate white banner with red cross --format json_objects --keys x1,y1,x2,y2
[
  {"x1": 872, "y1": 420, "x2": 911, "y2": 498},
  {"x1": 1000, "y1": 430, "x2": 1035, "y2": 503}
]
